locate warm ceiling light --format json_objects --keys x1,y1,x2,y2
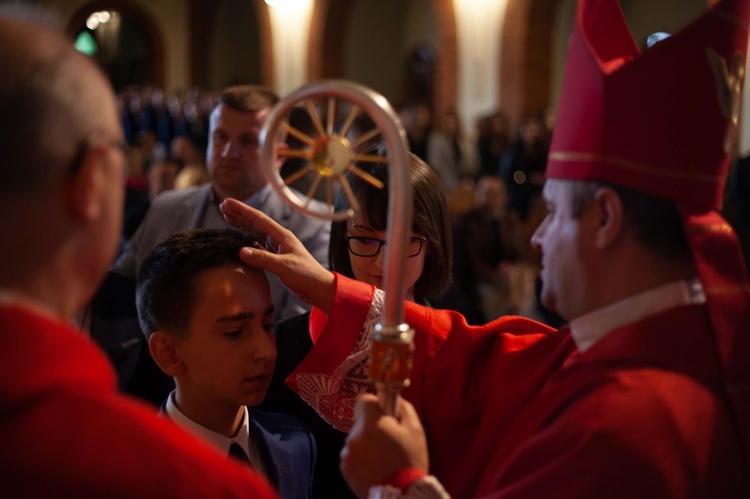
[
  {"x1": 85, "y1": 11, "x2": 112, "y2": 30},
  {"x1": 97, "y1": 11, "x2": 111, "y2": 24},
  {"x1": 85, "y1": 13, "x2": 100, "y2": 30},
  {"x1": 265, "y1": 0, "x2": 309, "y2": 8}
]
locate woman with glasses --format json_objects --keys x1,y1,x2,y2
[
  {"x1": 330, "y1": 152, "x2": 452, "y2": 305},
  {"x1": 260, "y1": 149, "x2": 453, "y2": 499}
]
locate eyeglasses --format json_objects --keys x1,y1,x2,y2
[
  {"x1": 68, "y1": 132, "x2": 129, "y2": 178},
  {"x1": 345, "y1": 236, "x2": 428, "y2": 258}
]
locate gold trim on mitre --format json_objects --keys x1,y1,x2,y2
[{"x1": 548, "y1": 152, "x2": 723, "y2": 184}]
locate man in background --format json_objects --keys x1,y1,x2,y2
[{"x1": 114, "y1": 84, "x2": 331, "y2": 322}]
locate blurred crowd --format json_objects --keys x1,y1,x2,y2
[
  {"x1": 116, "y1": 85, "x2": 213, "y2": 240},
  {"x1": 114, "y1": 82, "x2": 750, "y2": 333},
  {"x1": 400, "y1": 102, "x2": 558, "y2": 324},
  {"x1": 115, "y1": 85, "x2": 563, "y2": 325}
]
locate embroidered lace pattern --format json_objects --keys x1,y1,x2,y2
[
  {"x1": 368, "y1": 476, "x2": 450, "y2": 499},
  {"x1": 296, "y1": 289, "x2": 386, "y2": 432}
]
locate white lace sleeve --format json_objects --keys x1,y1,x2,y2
[
  {"x1": 368, "y1": 476, "x2": 451, "y2": 499},
  {"x1": 295, "y1": 289, "x2": 386, "y2": 432}
]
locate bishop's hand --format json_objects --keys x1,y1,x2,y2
[{"x1": 221, "y1": 198, "x2": 336, "y2": 314}]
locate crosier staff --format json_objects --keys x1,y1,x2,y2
[{"x1": 259, "y1": 80, "x2": 414, "y2": 416}]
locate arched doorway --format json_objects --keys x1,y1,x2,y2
[
  {"x1": 67, "y1": 1, "x2": 164, "y2": 90},
  {"x1": 207, "y1": 0, "x2": 264, "y2": 90},
  {"x1": 309, "y1": 0, "x2": 457, "y2": 117},
  {"x1": 188, "y1": 0, "x2": 272, "y2": 90},
  {"x1": 499, "y1": 0, "x2": 559, "y2": 131}
]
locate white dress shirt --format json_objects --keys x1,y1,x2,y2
[
  {"x1": 164, "y1": 391, "x2": 267, "y2": 475},
  {"x1": 569, "y1": 278, "x2": 706, "y2": 353}
]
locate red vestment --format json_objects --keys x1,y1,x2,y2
[
  {"x1": 290, "y1": 274, "x2": 748, "y2": 498},
  {"x1": 0, "y1": 303, "x2": 277, "y2": 498}
]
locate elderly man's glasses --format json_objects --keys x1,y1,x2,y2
[
  {"x1": 68, "y1": 132, "x2": 129, "y2": 177},
  {"x1": 345, "y1": 236, "x2": 427, "y2": 258}
]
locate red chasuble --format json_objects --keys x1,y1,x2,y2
[
  {"x1": 0, "y1": 303, "x2": 277, "y2": 498},
  {"x1": 289, "y1": 274, "x2": 748, "y2": 498}
]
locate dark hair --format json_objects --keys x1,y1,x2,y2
[
  {"x1": 218, "y1": 85, "x2": 279, "y2": 113},
  {"x1": 568, "y1": 180, "x2": 692, "y2": 261},
  {"x1": 329, "y1": 151, "x2": 453, "y2": 302},
  {"x1": 136, "y1": 228, "x2": 266, "y2": 340}
]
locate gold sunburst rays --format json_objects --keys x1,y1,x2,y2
[{"x1": 276, "y1": 97, "x2": 387, "y2": 215}]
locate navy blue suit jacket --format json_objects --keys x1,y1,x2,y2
[
  {"x1": 250, "y1": 408, "x2": 316, "y2": 499},
  {"x1": 160, "y1": 403, "x2": 316, "y2": 498},
  {"x1": 260, "y1": 312, "x2": 356, "y2": 498}
]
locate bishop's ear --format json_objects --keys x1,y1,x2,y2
[
  {"x1": 148, "y1": 332, "x2": 185, "y2": 377},
  {"x1": 592, "y1": 186, "x2": 625, "y2": 249}
]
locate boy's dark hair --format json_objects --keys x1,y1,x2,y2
[
  {"x1": 329, "y1": 151, "x2": 453, "y2": 302},
  {"x1": 136, "y1": 228, "x2": 265, "y2": 340},
  {"x1": 568, "y1": 180, "x2": 692, "y2": 262}
]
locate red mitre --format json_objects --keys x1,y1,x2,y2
[
  {"x1": 548, "y1": 0, "x2": 747, "y2": 213},
  {"x1": 549, "y1": 0, "x2": 750, "y2": 468}
]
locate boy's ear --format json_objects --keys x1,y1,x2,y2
[{"x1": 148, "y1": 332, "x2": 185, "y2": 377}]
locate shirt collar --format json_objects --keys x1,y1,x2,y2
[
  {"x1": 165, "y1": 391, "x2": 252, "y2": 459},
  {"x1": 570, "y1": 278, "x2": 706, "y2": 353},
  {"x1": 210, "y1": 184, "x2": 272, "y2": 209},
  {"x1": 243, "y1": 184, "x2": 272, "y2": 208}
]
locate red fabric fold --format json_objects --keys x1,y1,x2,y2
[{"x1": 682, "y1": 209, "x2": 750, "y2": 465}]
